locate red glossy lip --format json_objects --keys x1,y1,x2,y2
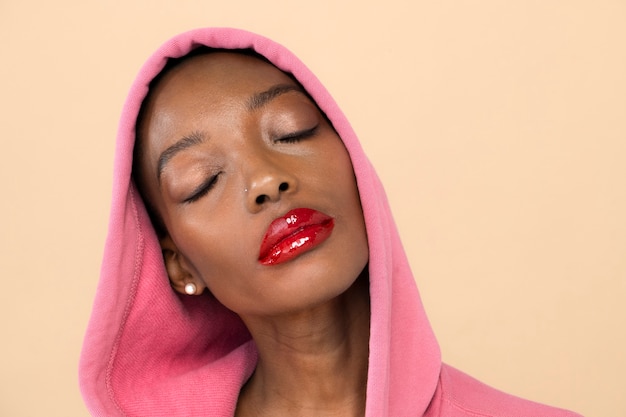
[{"x1": 259, "y1": 208, "x2": 335, "y2": 266}]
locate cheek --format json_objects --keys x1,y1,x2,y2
[
  {"x1": 336, "y1": 150, "x2": 369, "y2": 260},
  {"x1": 329, "y1": 145, "x2": 363, "y2": 214},
  {"x1": 178, "y1": 225, "x2": 244, "y2": 275},
  {"x1": 172, "y1": 214, "x2": 260, "y2": 298},
  {"x1": 325, "y1": 138, "x2": 358, "y2": 185}
]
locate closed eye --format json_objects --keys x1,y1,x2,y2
[
  {"x1": 275, "y1": 125, "x2": 319, "y2": 144},
  {"x1": 184, "y1": 172, "x2": 221, "y2": 203}
]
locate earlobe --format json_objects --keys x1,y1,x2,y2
[{"x1": 160, "y1": 235, "x2": 204, "y2": 295}]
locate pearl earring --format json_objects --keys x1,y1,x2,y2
[{"x1": 184, "y1": 282, "x2": 196, "y2": 295}]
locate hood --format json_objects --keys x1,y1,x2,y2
[{"x1": 79, "y1": 27, "x2": 441, "y2": 417}]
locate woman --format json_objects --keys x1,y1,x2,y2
[{"x1": 79, "y1": 27, "x2": 581, "y2": 416}]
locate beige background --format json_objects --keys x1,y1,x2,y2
[{"x1": 1, "y1": 1, "x2": 624, "y2": 416}]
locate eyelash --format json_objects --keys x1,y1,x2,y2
[
  {"x1": 275, "y1": 125, "x2": 318, "y2": 143},
  {"x1": 184, "y1": 172, "x2": 221, "y2": 204}
]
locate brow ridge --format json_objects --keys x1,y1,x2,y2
[
  {"x1": 157, "y1": 131, "x2": 205, "y2": 183},
  {"x1": 156, "y1": 84, "x2": 302, "y2": 182},
  {"x1": 247, "y1": 84, "x2": 303, "y2": 111}
]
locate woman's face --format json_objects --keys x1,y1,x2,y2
[{"x1": 137, "y1": 52, "x2": 368, "y2": 317}]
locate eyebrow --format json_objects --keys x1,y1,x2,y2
[
  {"x1": 247, "y1": 84, "x2": 303, "y2": 111},
  {"x1": 157, "y1": 131, "x2": 205, "y2": 183}
]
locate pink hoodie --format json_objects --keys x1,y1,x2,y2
[{"x1": 79, "y1": 27, "x2": 582, "y2": 417}]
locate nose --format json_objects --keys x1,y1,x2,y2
[{"x1": 244, "y1": 158, "x2": 297, "y2": 213}]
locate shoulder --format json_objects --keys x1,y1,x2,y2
[{"x1": 429, "y1": 364, "x2": 583, "y2": 417}]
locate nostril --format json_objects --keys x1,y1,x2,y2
[{"x1": 253, "y1": 183, "x2": 289, "y2": 205}]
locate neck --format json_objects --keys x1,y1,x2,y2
[{"x1": 237, "y1": 272, "x2": 370, "y2": 417}]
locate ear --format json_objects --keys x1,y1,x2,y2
[{"x1": 160, "y1": 235, "x2": 206, "y2": 296}]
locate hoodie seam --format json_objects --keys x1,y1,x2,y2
[
  {"x1": 104, "y1": 186, "x2": 144, "y2": 417},
  {"x1": 439, "y1": 366, "x2": 500, "y2": 417},
  {"x1": 443, "y1": 397, "x2": 503, "y2": 417}
]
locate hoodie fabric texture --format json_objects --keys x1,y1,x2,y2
[{"x1": 79, "y1": 27, "x2": 581, "y2": 417}]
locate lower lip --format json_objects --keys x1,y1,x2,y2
[{"x1": 259, "y1": 217, "x2": 335, "y2": 266}]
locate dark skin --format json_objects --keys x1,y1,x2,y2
[{"x1": 135, "y1": 52, "x2": 370, "y2": 416}]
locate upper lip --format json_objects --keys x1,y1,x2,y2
[{"x1": 259, "y1": 208, "x2": 333, "y2": 261}]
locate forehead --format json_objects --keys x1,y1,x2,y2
[
  {"x1": 138, "y1": 51, "x2": 300, "y2": 160},
  {"x1": 147, "y1": 52, "x2": 296, "y2": 109}
]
